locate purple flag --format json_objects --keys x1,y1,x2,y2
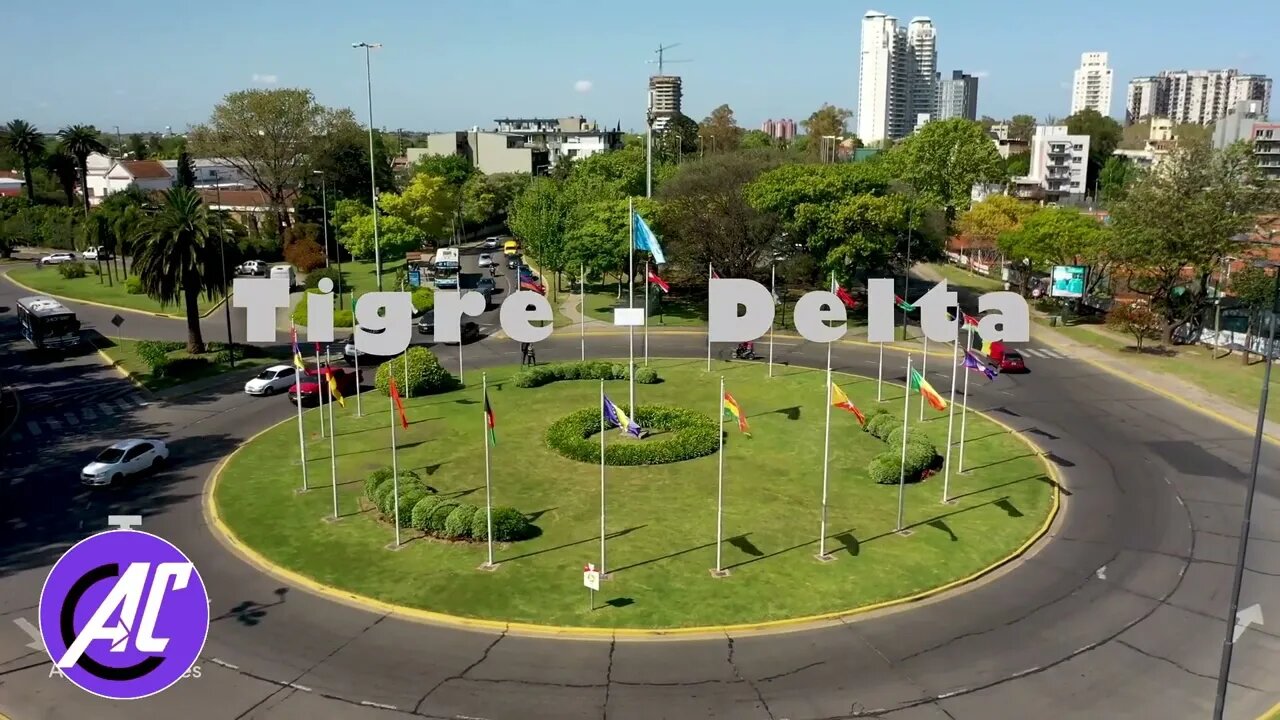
[{"x1": 961, "y1": 349, "x2": 998, "y2": 380}]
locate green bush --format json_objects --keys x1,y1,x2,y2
[
  {"x1": 443, "y1": 504, "x2": 479, "y2": 540},
  {"x1": 546, "y1": 405, "x2": 719, "y2": 466},
  {"x1": 512, "y1": 361, "x2": 661, "y2": 388},
  {"x1": 868, "y1": 455, "x2": 900, "y2": 484},
  {"x1": 57, "y1": 261, "x2": 87, "y2": 278},
  {"x1": 470, "y1": 508, "x2": 490, "y2": 541},
  {"x1": 164, "y1": 356, "x2": 211, "y2": 378},
  {"x1": 290, "y1": 290, "x2": 355, "y2": 328},
  {"x1": 396, "y1": 488, "x2": 429, "y2": 527},
  {"x1": 125, "y1": 276, "x2": 144, "y2": 294},
  {"x1": 411, "y1": 495, "x2": 443, "y2": 531},
  {"x1": 305, "y1": 266, "x2": 342, "y2": 291},
  {"x1": 866, "y1": 412, "x2": 900, "y2": 440},
  {"x1": 371, "y1": 478, "x2": 397, "y2": 511},
  {"x1": 411, "y1": 287, "x2": 435, "y2": 315},
  {"x1": 134, "y1": 340, "x2": 173, "y2": 376},
  {"x1": 88, "y1": 263, "x2": 101, "y2": 275},
  {"x1": 364, "y1": 467, "x2": 393, "y2": 500},
  {"x1": 861, "y1": 407, "x2": 890, "y2": 433},
  {"x1": 491, "y1": 506, "x2": 534, "y2": 541},
  {"x1": 374, "y1": 346, "x2": 459, "y2": 396},
  {"x1": 424, "y1": 500, "x2": 459, "y2": 536}
]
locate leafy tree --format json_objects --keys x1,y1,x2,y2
[
  {"x1": 412, "y1": 153, "x2": 474, "y2": 188},
  {"x1": 508, "y1": 177, "x2": 572, "y2": 297},
  {"x1": 98, "y1": 188, "x2": 150, "y2": 277},
  {"x1": 1120, "y1": 120, "x2": 1152, "y2": 150},
  {"x1": 461, "y1": 172, "x2": 528, "y2": 227},
  {"x1": 564, "y1": 142, "x2": 646, "y2": 197},
  {"x1": 1065, "y1": 108, "x2": 1123, "y2": 192},
  {"x1": 564, "y1": 196, "x2": 653, "y2": 288},
  {"x1": 655, "y1": 114, "x2": 700, "y2": 163},
  {"x1": 189, "y1": 88, "x2": 351, "y2": 227},
  {"x1": 1098, "y1": 155, "x2": 1136, "y2": 204},
  {"x1": 884, "y1": 118, "x2": 1003, "y2": 225},
  {"x1": 698, "y1": 104, "x2": 742, "y2": 154},
  {"x1": 44, "y1": 150, "x2": 78, "y2": 207},
  {"x1": 3, "y1": 119, "x2": 45, "y2": 203},
  {"x1": 175, "y1": 150, "x2": 197, "y2": 189},
  {"x1": 308, "y1": 113, "x2": 395, "y2": 205},
  {"x1": 1007, "y1": 114, "x2": 1036, "y2": 142},
  {"x1": 147, "y1": 135, "x2": 164, "y2": 157},
  {"x1": 997, "y1": 206, "x2": 1112, "y2": 298},
  {"x1": 127, "y1": 134, "x2": 150, "y2": 159},
  {"x1": 1109, "y1": 140, "x2": 1278, "y2": 343},
  {"x1": 132, "y1": 188, "x2": 238, "y2": 353},
  {"x1": 1003, "y1": 151, "x2": 1031, "y2": 178},
  {"x1": 740, "y1": 130, "x2": 773, "y2": 150},
  {"x1": 1228, "y1": 265, "x2": 1278, "y2": 365},
  {"x1": 800, "y1": 104, "x2": 854, "y2": 157},
  {"x1": 335, "y1": 204, "x2": 419, "y2": 261},
  {"x1": 1106, "y1": 301, "x2": 1161, "y2": 352},
  {"x1": 1174, "y1": 123, "x2": 1212, "y2": 146},
  {"x1": 956, "y1": 195, "x2": 1036, "y2": 247},
  {"x1": 57, "y1": 125, "x2": 107, "y2": 217},
  {"x1": 282, "y1": 222, "x2": 328, "y2": 272},
  {"x1": 378, "y1": 172, "x2": 457, "y2": 241},
  {"x1": 978, "y1": 116, "x2": 999, "y2": 131}
]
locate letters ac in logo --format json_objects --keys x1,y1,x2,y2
[{"x1": 39, "y1": 530, "x2": 209, "y2": 700}]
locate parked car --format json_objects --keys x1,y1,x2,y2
[
  {"x1": 997, "y1": 349, "x2": 1027, "y2": 373},
  {"x1": 416, "y1": 312, "x2": 480, "y2": 343},
  {"x1": 82, "y1": 246, "x2": 112, "y2": 261},
  {"x1": 482, "y1": 237, "x2": 501, "y2": 249},
  {"x1": 81, "y1": 439, "x2": 169, "y2": 486},
  {"x1": 238, "y1": 260, "x2": 269, "y2": 276},
  {"x1": 341, "y1": 337, "x2": 395, "y2": 366},
  {"x1": 270, "y1": 264, "x2": 297, "y2": 289},
  {"x1": 477, "y1": 253, "x2": 495, "y2": 268},
  {"x1": 244, "y1": 364, "x2": 301, "y2": 396},
  {"x1": 41, "y1": 252, "x2": 76, "y2": 265},
  {"x1": 288, "y1": 366, "x2": 357, "y2": 406}
]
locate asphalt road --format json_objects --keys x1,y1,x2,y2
[{"x1": 1, "y1": 267, "x2": 1279, "y2": 720}]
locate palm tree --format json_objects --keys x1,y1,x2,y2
[
  {"x1": 57, "y1": 125, "x2": 107, "y2": 217},
  {"x1": 133, "y1": 188, "x2": 236, "y2": 353},
  {"x1": 3, "y1": 119, "x2": 44, "y2": 203},
  {"x1": 44, "y1": 150, "x2": 78, "y2": 207},
  {"x1": 80, "y1": 213, "x2": 114, "y2": 286}
]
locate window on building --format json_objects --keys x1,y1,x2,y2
[
  {"x1": 1071, "y1": 182, "x2": 1080, "y2": 188},
  {"x1": 1073, "y1": 144, "x2": 1083, "y2": 151}
]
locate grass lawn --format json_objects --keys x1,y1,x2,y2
[
  {"x1": 1043, "y1": 319, "x2": 1280, "y2": 418},
  {"x1": 922, "y1": 263, "x2": 1006, "y2": 293},
  {"x1": 215, "y1": 359, "x2": 1055, "y2": 629},
  {"x1": 100, "y1": 338, "x2": 275, "y2": 391},
  {"x1": 583, "y1": 284, "x2": 707, "y2": 327},
  {"x1": 8, "y1": 265, "x2": 223, "y2": 316}
]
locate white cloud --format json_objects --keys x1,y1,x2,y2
[
  {"x1": 574, "y1": 79, "x2": 593, "y2": 93},
  {"x1": 252, "y1": 73, "x2": 279, "y2": 84},
  {"x1": 972, "y1": 71, "x2": 990, "y2": 79}
]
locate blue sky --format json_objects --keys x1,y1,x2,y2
[{"x1": 4, "y1": 0, "x2": 1276, "y2": 136}]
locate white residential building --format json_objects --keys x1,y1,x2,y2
[
  {"x1": 83, "y1": 152, "x2": 117, "y2": 204},
  {"x1": 159, "y1": 158, "x2": 253, "y2": 188},
  {"x1": 91, "y1": 160, "x2": 173, "y2": 204},
  {"x1": 936, "y1": 70, "x2": 978, "y2": 121},
  {"x1": 1070, "y1": 52, "x2": 1113, "y2": 116},
  {"x1": 857, "y1": 11, "x2": 938, "y2": 143},
  {"x1": 1023, "y1": 126, "x2": 1091, "y2": 201},
  {"x1": 1125, "y1": 70, "x2": 1273, "y2": 125}
]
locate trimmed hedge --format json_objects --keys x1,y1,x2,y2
[
  {"x1": 513, "y1": 361, "x2": 661, "y2": 389},
  {"x1": 424, "y1": 501, "x2": 459, "y2": 535},
  {"x1": 546, "y1": 405, "x2": 719, "y2": 466},
  {"x1": 443, "y1": 504, "x2": 479, "y2": 540},
  {"x1": 410, "y1": 494, "x2": 444, "y2": 531},
  {"x1": 470, "y1": 506, "x2": 534, "y2": 542},
  {"x1": 125, "y1": 276, "x2": 144, "y2": 294},
  {"x1": 863, "y1": 412, "x2": 940, "y2": 483},
  {"x1": 374, "y1": 347, "x2": 459, "y2": 397},
  {"x1": 361, "y1": 467, "x2": 537, "y2": 542},
  {"x1": 57, "y1": 261, "x2": 87, "y2": 278}
]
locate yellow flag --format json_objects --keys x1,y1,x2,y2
[{"x1": 327, "y1": 373, "x2": 345, "y2": 407}]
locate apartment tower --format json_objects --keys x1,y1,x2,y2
[
  {"x1": 857, "y1": 11, "x2": 937, "y2": 143},
  {"x1": 1070, "y1": 52, "x2": 1113, "y2": 116},
  {"x1": 1126, "y1": 70, "x2": 1272, "y2": 125}
]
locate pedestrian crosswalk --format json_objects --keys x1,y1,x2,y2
[
  {"x1": 7, "y1": 392, "x2": 149, "y2": 443},
  {"x1": 1018, "y1": 346, "x2": 1073, "y2": 359}
]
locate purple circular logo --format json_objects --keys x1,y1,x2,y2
[{"x1": 38, "y1": 529, "x2": 209, "y2": 700}]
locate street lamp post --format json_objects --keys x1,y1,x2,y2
[
  {"x1": 353, "y1": 41, "x2": 383, "y2": 290},
  {"x1": 1212, "y1": 259, "x2": 1280, "y2": 720},
  {"x1": 212, "y1": 170, "x2": 235, "y2": 367},
  {"x1": 645, "y1": 96, "x2": 655, "y2": 198},
  {"x1": 313, "y1": 170, "x2": 340, "y2": 307}
]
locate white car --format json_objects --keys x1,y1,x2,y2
[
  {"x1": 482, "y1": 237, "x2": 501, "y2": 249},
  {"x1": 41, "y1": 252, "x2": 76, "y2": 265},
  {"x1": 244, "y1": 364, "x2": 300, "y2": 396},
  {"x1": 238, "y1": 259, "x2": 269, "y2": 276},
  {"x1": 82, "y1": 246, "x2": 112, "y2": 261},
  {"x1": 81, "y1": 439, "x2": 169, "y2": 486},
  {"x1": 477, "y1": 253, "x2": 495, "y2": 268}
]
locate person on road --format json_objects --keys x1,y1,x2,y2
[
  {"x1": 527, "y1": 345, "x2": 536, "y2": 366},
  {"x1": 520, "y1": 342, "x2": 530, "y2": 366}
]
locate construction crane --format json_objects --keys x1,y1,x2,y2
[{"x1": 646, "y1": 43, "x2": 691, "y2": 76}]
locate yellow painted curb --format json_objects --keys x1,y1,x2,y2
[
  {"x1": 204, "y1": 361, "x2": 1060, "y2": 640},
  {"x1": 1035, "y1": 329, "x2": 1280, "y2": 449},
  {"x1": 84, "y1": 335, "x2": 149, "y2": 393},
  {"x1": 3, "y1": 267, "x2": 228, "y2": 320},
  {"x1": 1258, "y1": 699, "x2": 1280, "y2": 720}
]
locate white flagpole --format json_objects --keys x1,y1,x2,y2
[
  {"x1": 599, "y1": 380, "x2": 607, "y2": 576},
  {"x1": 328, "y1": 375, "x2": 338, "y2": 519},
  {"x1": 628, "y1": 197, "x2": 636, "y2": 414},
  {"x1": 958, "y1": 326, "x2": 975, "y2": 474},
  {"x1": 353, "y1": 322, "x2": 363, "y2": 417},
  {"x1": 389, "y1": 385, "x2": 400, "y2": 548},
  {"x1": 715, "y1": 375, "x2": 725, "y2": 574},
  {"x1": 294, "y1": 327, "x2": 308, "y2": 493},
  {"x1": 458, "y1": 336, "x2": 464, "y2": 386},
  {"x1": 706, "y1": 263, "x2": 713, "y2": 371},
  {"x1": 316, "y1": 346, "x2": 325, "y2": 439},
  {"x1": 820, "y1": 341, "x2": 833, "y2": 559},
  {"x1": 403, "y1": 344, "x2": 410, "y2": 399},
  {"x1": 482, "y1": 373, "x2": 494, "y2": 567},
  {"x1": 896, "y1": 355, "x2": 912, "y2": 532},
  {"x1": 644, "y1": 259, "x2": 650, "y2": 366},
  {"x1": 919, "y1": 337, "x2": 929, "y2": 421},
  {"x1": 768, "y1": 263, "x2": 776, "y2": 377},
  {"x1": 877, "y1": 342, "x2": 884, "y2": 402},
  {"x1": 942, "y1": 315, "x2": 961, "y2": 503},
  {"x1": 580, "y1": 262, "x2": 586, "y2": 361}
]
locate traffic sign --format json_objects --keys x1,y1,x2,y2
[
  {"x1": 110, "y1": 314, "x2": 124, "y2": 328},
  {"x1": 583, "y1": 563, "x2": 600, "y2": 591}
]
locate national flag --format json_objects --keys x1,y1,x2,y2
[
  {"x1": 962, "y1": 311, "x2": 981, "y2": 327},
  {"x1": 979, "y1": 338, "x2": 1004, "y2": 359},
  {"x1": 520, "y1": 278, "x2": 546, "y2": 295},
  {"x1": 962, "y1": 349, "x2": 998, "y2": 380},
  {"x1": 388, "y1": 377, "x2": 409, "y2": 430},
  {"x1": 602, "y1": 394, "x2": 642, "y2": 437},
  {"x1": 291, "y1": 326, "x2": 305, "y2": 370},
  {"x1": 830, "y1": 382, "x2": 867, "y2": 426},
  {"x1": 895, "y1": 294, "x2": 915, "y2": 311},
  {"x1": 835, "y1": 286, "x2": 859, "y2": 309},
  {"x1": 484, "y1": 390, "x2": 496, "y2": 445},
  {"x1": 772, "y1": 287, "x2": 781, "y2": 305},
  {"x1": 908, "y1": 369, "x2": 947, "y2": 411},
  {"x1": 647, "y1": 267, "x2": 670, "y2": 293},
  {"x1": 710, "y1": 266, "x2": 720, "y2": 279},
  {"x1": 327, "y1": 373, "x2": 346, "y2": 407},
  {"x1": 631, "y1": 211, "x2": 667, "y2": 264},
  {"x1": 722, "y1": 392, "x2": 750, "y2": 436}
]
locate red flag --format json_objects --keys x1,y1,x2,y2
[
  {"x1": 835, "y1": 286, "x2": 859, "y2": 309},
  {"x1": 710, "y1": 266, "x2": 720, "y2": 279},
  {"x1": 962, "y1": 312, "x2": 980, "y2": 327},
  {"x1": 647, "y1": 268, "x2": 670, "y2": 293},
  {"x1": 388, "y1": 377, "x2": 409, "y2": 429},
  {"x1": 520, "y1": 278, "x2": 546, "y2": 295}
]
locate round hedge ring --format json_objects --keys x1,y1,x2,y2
[{"x1": 546, "y1": 405, "x2": 719, "y2": 466}]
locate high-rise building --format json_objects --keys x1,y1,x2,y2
[
  {"x1": 761, "y1": 119, "x2": 797, "y2": 141},
  {"x1": 1026, "y1": 125, "x2": 1091, "y2": 201},
  {"x1": 936, "y1": 70, "x2": 978, "y2": 121},
  {"x1": 1070, "y1": 52, "x2": 1113, "y2": 116},
  {"x1": 1125, "y1": 70, "x2": 1272, "y2": 126},
  {"x1": 1212, "y1": 100, "x2": 1269, "y2": 148},
  {"x1": 647, "y1": 75, "x2": 682, "y2": 132},
  {"x1": 857, "y1": 11, "x2": 937, "y2": 143}
]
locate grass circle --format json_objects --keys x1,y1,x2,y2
[
  {"x1": 545, "y1": 405, "x2": 719, "y2": 466},
  {"x1": 213, "y1": 359, "x2": 1056, "y2": 629}
]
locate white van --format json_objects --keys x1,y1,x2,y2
[{"x1": 270, "y1": 264, "x2": 297, "y2": 289}]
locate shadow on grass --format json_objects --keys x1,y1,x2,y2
[
  {"x1": 946, "y1": 474, "x2": 1049, "y2": 502},
  {"x1": 503, "y1": 524, "x2": 647, "y2": 563},
  {"x1": 962, "y1": 453, "x2": 1039, "y2": 473},
  {"x1": 928, "y1": 519, "x2": 958, "y2": 541},
  {"x1": 611, "y1": 533, "x2": 752, "y2": 574},
  {"x1": 336, "y1": 440, "x2": 427, "y2": 459}
]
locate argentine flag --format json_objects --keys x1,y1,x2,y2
[{"x1": 631, "y1": 211, "x2": 666, "y2": 265}]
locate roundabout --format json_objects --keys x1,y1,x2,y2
[{"x1": 210, "y1": 359, "x2": 1057, "y2": 630}]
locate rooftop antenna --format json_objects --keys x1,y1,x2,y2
[{"x1": 647, "y1": 43, "x2": 692, "y2": 76}]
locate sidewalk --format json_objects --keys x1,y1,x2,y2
[{"x1": 911, "y1": 264, "x2": 1280, "y2": 442}]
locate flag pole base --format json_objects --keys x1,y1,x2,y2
[
  {"x1": 294, "y1": 487, "x2": 309, "y2": 495},
  {"x1": 477, "y1": 562, "x2": 501, "y2": 572},
  {"x1": 814, "y1": 553, "x2": 837, "y2": 563},
  {"x1": 598, "y1": 572, "x2": 614, "y2": 581},
  {"x1": 384, "y1": 541, "x2": 404, "y2": 551},
  {"x1": 941, "y1": 498, "x2": 957, "y2": 506},
  {"x1": 895, "y1": 529, "x2": 914, "y2": 537},
  {"x1": 709, "y1": 568, "x2": 731, "y2": 578},
  {"x1": 322, "y1": 515, "x2": 343, "y2": 523}
]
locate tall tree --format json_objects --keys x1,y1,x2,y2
[
  {"x1": 800, "y1": 104, "x2": 854, "y2": 157},
  {"x1": 44, "y1": 150, "x2": 77, "y2": 207},
  {"x1": 1007, "y1": 114, "x2": 1037, "y2": 142},
  {"x1": 189, "y1": 88, "x2": 350, "y2": 227},
  {"x1": 80, "y1": 212, "x2": 114, "y2": 285},
  {"x1": 412, "y1": 154, "x2": 474, "y2": 187},
  {"x1": 333, "y1": 201, "x2": 418, "y2": 260},
  {"x1": 377, "y1": 172, "x2": 457, "y2": 241},
  {"x1": 175, "y1": 150, "x2": 197, "y2": 189},
  {"x1": 1228, "y1": 265, "x2": 1277, "y2": 365},
  {"x1": 698, "y1": 104, "x2": 742, "y2": 154},
  {"x1": 132, "y1": 188, "x2": 237, "y2": 353},
  {"x1": 57, "y1": 125, "x2": 107, "y2": 217},
  {"x1": 996, "y1": 206, "x2": 1112, "y2": 298},
  {"x1": 956, "y1": 195, "x2": 1037, "y2": 248},
  {"x1": 1065, "y1": 108, "x2": 1123, "y2": 192},
  {"x1": 3, "y1": 119, "x2": 45, "y2": 203},
  {"x1": 1097, "y1": 155, "x2": 1136, "y2": 204},
  {"x1": 508, "y1": 177, "x2": 571, "y2": 297},
  {"x1": 564, "y1": 143, "x2": 646, "y2": 197},
  {"x1": 884, "y1": 118, "x2": 1004, "y2": 225},
  {"x1": 461, "y1": 172, "x2": 529, "y2": 227},
  {"x1": 127, "y1": 133, "x2": 150, "y2": 159},
  {"x1": 656, "y1": 114, "x2": 700, "y2": 163}
]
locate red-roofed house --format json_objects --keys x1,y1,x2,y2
[
  {"x1": 0, "y1": 170, "x2": 23, "y2": 198},
  {"x1": 197, "y1": 188, "x2": 296, "y2": 234},
  {"x1": 89, "y1": 160, "x2": 173, "y2": 205}
]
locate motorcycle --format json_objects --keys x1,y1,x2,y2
[{"x1": 732, "y1": 343, "x2": 758, "y2": 360}]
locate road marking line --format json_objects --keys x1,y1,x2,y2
[
  {"x1": 63, "y1": 412, "x2": 78, "y2": 425},
  {"x1": 209, "y1": 657, "x2": 239, "y2": 670},
  {"x1": 26, "y1": 421, "x2": 41, "y2": 436},
  {"x1": 285, "y1": 682, "x2": 312, "y2": 692},
  {"x1": 360, "y1": 701, "x2": 397, "y2": 710},
  {"x1": 98, "y1": 402, "x2": 116, "y2": 415}
]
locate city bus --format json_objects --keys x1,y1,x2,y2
[
  {"x1": 16, "y1": 295, "x2": 82, "y2": 349},
  {"x1": 433, "y1": 248, "x2": 460, "y2": 289}
]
